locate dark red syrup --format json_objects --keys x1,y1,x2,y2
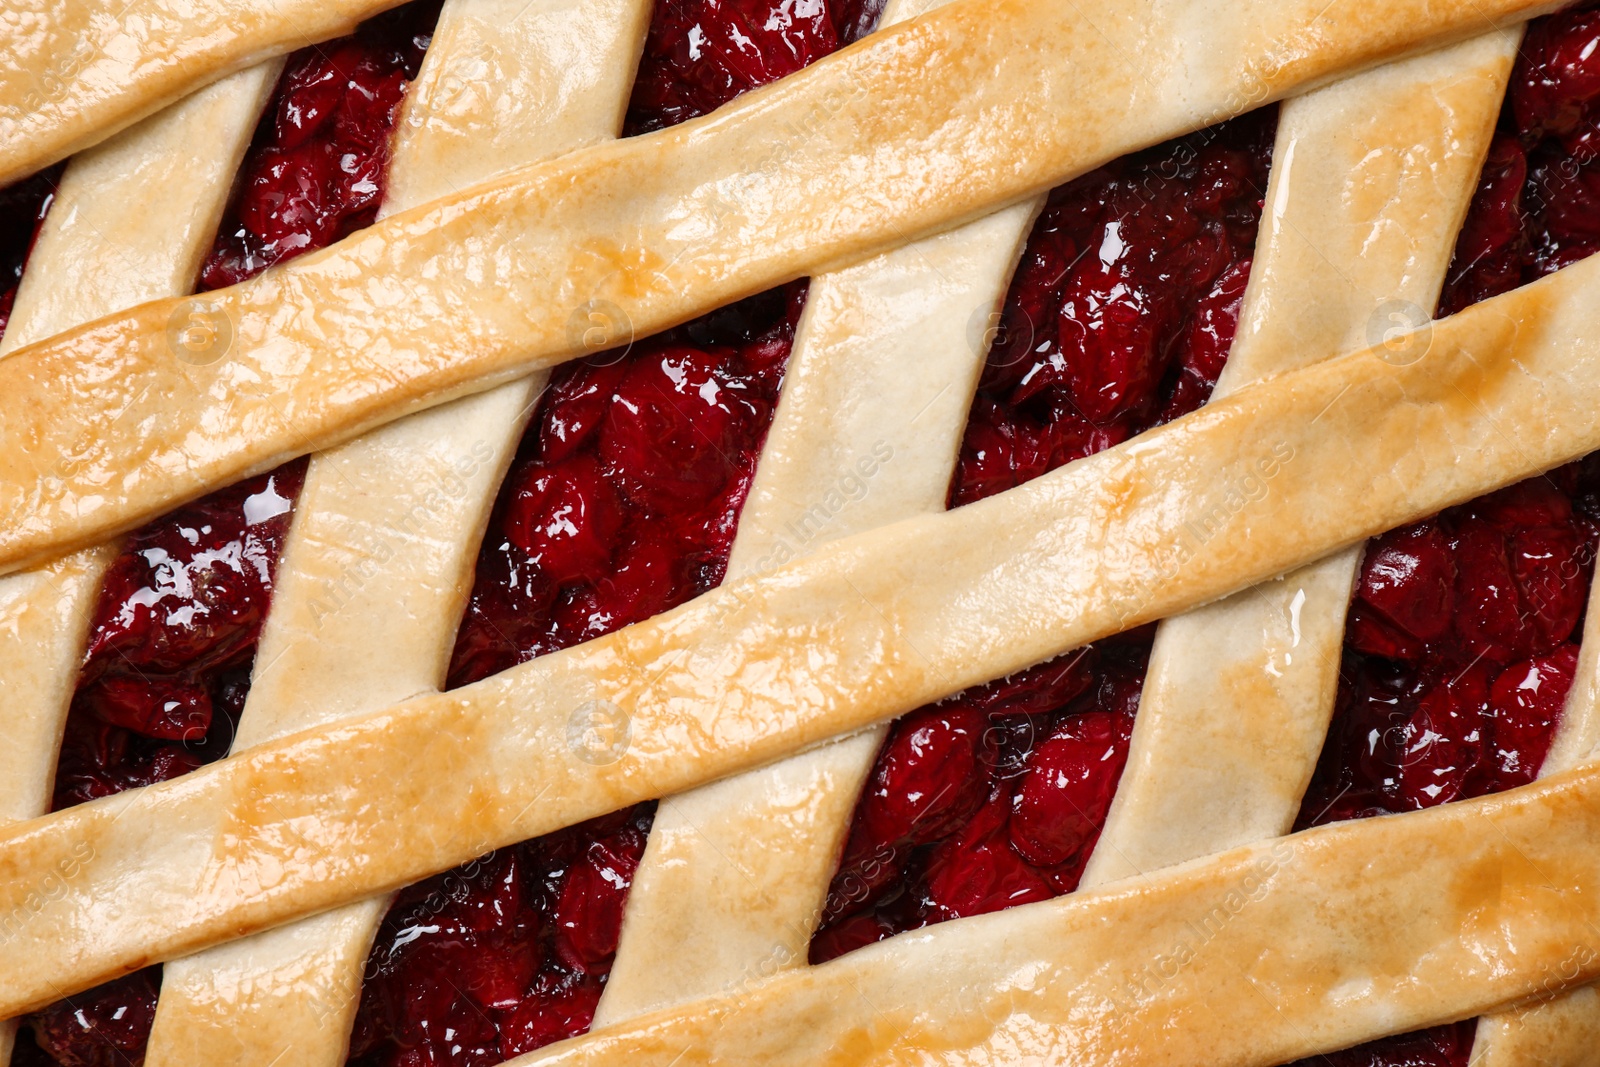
[
  {"x1": 18, "y1": 5, "x2": 438, "y2": 1065},
  {"x1": 810, "y1": 108, "x2": 1277, "y2": 963}
]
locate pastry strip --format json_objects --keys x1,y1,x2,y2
[
  {"x1": 3, "y1": 251, "x2": 1600, "y2": 1010},
  {"x1": 0, "y1": 0, "x2": 400, "y2": 185},
  {"x1": 1083, "y1": 30, "x2": 1517, "y2": 885},
  {"x1": 142, "y1": 0, "x2": 652, "y2": 1062},
  {"x1": 599, "y1": 75, "x2": 1035, "y2": 1026},
  {"x1": 0, "y1": 60, "x2": 282, "y2": 1065},
  {"x1": 0, "y1": 0, "x2": 1566, "y2": 575},
  {"x1": 503, "y1": 760, "x2": 1600, "y2": 1067}
]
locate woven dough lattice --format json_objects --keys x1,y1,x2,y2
[{"x1": 2, "y1": 0, "x2": 1600, "y2": 1065}]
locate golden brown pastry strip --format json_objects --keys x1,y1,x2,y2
[
  {"x1": 0, "y1": 0, "x2": 1565, "y2": 576},
  {"x1": 1, "y1": 250, "x2": 1599, "y2": 1013},
  {"x1": 1085, "y1": 31, "x2": 1516, "y2": 884},
  {"x1": 0, "y1": 60, "x2": 283, "y2": 1067},
  {"x1": 502, "y1": 761, "x2": 1600, "y2": 1067},
  {"x1": 0, "y1": 0, "x2": 399, "y2": 186},
  {"x1": 141, "y1": 0, "x2": 653, "y2": 1060}
]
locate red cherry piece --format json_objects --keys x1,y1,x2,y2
[
  {"x1": 1488, "y1": 645, "x2": 1578, "y2": 789},
  {"x1": 624, "y1": 0, "x2": 885, "y2": 134},
  {"x1": 1441, "y1": 4, "x2": 1600, "y2": 312},
  {"x1": 850, "y1": 706, "x2": 992, "y2": 855},
  {"x1": 599, "y1": 347, "x2": 745, "y2": 512},
  {"x1": 504, "y1": 455, "x2": 625, "y2": 585},
  {"x1": 1009, "y1": 709, "x2": 1134, "y2": 867},
  {"x1": 1349, "y1": 522, "x2": 1455, "y2": 657},
  {"x1": 921, "y1": 786, "x2": 1054, "y2": 922},
  {"x1": 1394, "y1": 663, "x2": 1490, "y2": 811},
  {"x1": 51, "y1": 462, "x2": 305, "y2": 813},
  {"x1": 553, "y1": 827, "x2": 648, "y2": 972},
  {"x1": 197, "y1": 2, "x2": 440, "y2": 291},
  {"x1": 538, "y1": 359, "x2": 631, "y2": 463},
  {"x1": 1450, "y1": 518, "x2": 1531, "y2": 662},
  {"x1": 448, "y1": 282, "x2": 802, "y2": 686}
]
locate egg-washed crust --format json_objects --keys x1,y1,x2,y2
[
  {"x1": 1085, "y1": 30, "x2": 1516, "y2": 885},
  {"x1": 0, "y1": 0, "x2": 1568, "y2": 576},
  {"x1": 0, "y1": 251, "x2": 1598, "y2": 1012},
  {"x1": 502, "y1": 761, "x2": 1600, "y2": 1067},
  {"x1": 0, "y1": 0, "x2": 401, "y2": 186},
  {"x1": 142, "y1": 0, "x2": 648, "y2": 1059}
]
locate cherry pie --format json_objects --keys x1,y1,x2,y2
[{"x1": 3, "y1": 0, "x2": 1600, "y2": 1064}]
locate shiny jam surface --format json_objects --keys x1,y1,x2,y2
[
  {"x1": 0, "y1": 165, "x2": 62, "y2": 344},
  {"x1": 22, "y1": 6, "x2": 437, "y2": 1065},
  {"x1": 1288, "y1": 8, "x2": 1600, "y2": 1064},
  {"x1": 351, "y1": 1, "x2": 873, "y2": 1062},
  {"x1": 200, "y1": 1, "x2": 439, "y2": 289},
  {"x1": 1439, "y1": 2, "x2": 1600, "y2": 316},
  {"x1": 811, "y1": 108, "x2": 1276, "y2": 963},
  {"x1": 446, "y1": 283, "x2": 805, "y2": 686},
  {"x1": 623, "y1": 0, "x2": 884, "y2": 135}
]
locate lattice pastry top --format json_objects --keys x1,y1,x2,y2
[{"x1": 2, "y1": 0, "x2": 1600, "y2": 1065}]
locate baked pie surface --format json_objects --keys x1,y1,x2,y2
[{"x1": 5, "y1": 0, "x2": 1600, "y2": 1065}]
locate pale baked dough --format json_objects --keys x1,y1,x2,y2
[
  {"x1": 4, "y1": 251, "x2": 1600, "y2": 1011},
  {"x1": 142, "y1": 1, "x2": 652, "y2": 1062},
  {"x1": 0, "y1": 0, "x2": 396, "y2": 185},
  {"x1": 0, "y1": 60, "x2": 281, "y2": 1067},
  {"x1": 500, "y1": 761, "x2": 1600, "y2": 1067},
  {"x1": 1084, "y1": 30, "x2": 1517, "y2": 886},
  {"x1": 0, "y1": 0, "x2": 1567, "y2": 576},
  {"x1": 599, "y1": 187, "x2": 1037, "y2": 1024},
  {"x1": 592, "y1": 0, "x2": 1038, "y2": 1022}
]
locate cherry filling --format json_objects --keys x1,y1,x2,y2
[
  {"x1": 200, "y1": 1, "x2": 440, "y2": 289},
  {"x1": 623, "y1": 0, "x2": 884, "y2": 135},
  {"x1": 1295, "y1": 466, "x2": 1599, "y2": 830},
  {"x1": 446, "y1": 283, "x2": 806, "y2": 686},
  {"x1": 1439, "y1": 1, "x2": 1600, "y2": 316},
  {"x1": 351, "y1": 0, "x2": 877, "y2": 1061},
  {"x1": 0, "y1": 165, "x2": 63, "y2": 344},
  {"x1": 810, "y1": 109, "x2": 1276, "y2": 963},
  {"x1": 950, "y1": 111, "x2": 1273, "y2": 508},
  {"x1": 19, "y1": 7, "x2": 437, "y2": 1066},
  {"x1": 1287, "y1": 9, "x2": 1600, "y2": 1064}
]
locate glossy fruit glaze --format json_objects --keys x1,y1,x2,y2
[
  {"x1": 18, "y1": 7, "x2": 438, "y2": 1066},
  {"x1": 0, "y1": 165, "x2": 62, "y2": 345},
  {"x1": 350, "y1": 2, "x2": 873, "y2": 1062},
  {"x1": 200, "y1": 1, "x2": 439, "y2": 289},
  {"x1": 1295, "y1": 465, "x2": 1598, "y2": 829},
  {"x1": 1439, "y1": 1, "x2": 1600, "y2": 316},
  {"x1": 950, "y1": 109, "x2": 1275, "y2": 508},
  {"x1": 446, "y1": 282, "x2": 806, "y2": 686},
  {"x1": 1288, "y1": 10, "x2": 1600, "y2": 1064},
  {"x1": 810, "y1": 108, "x2": 1276, "y2": 963},
  {"x1": 623, "y1": 0, "x2": 884, "y2": 135}
]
